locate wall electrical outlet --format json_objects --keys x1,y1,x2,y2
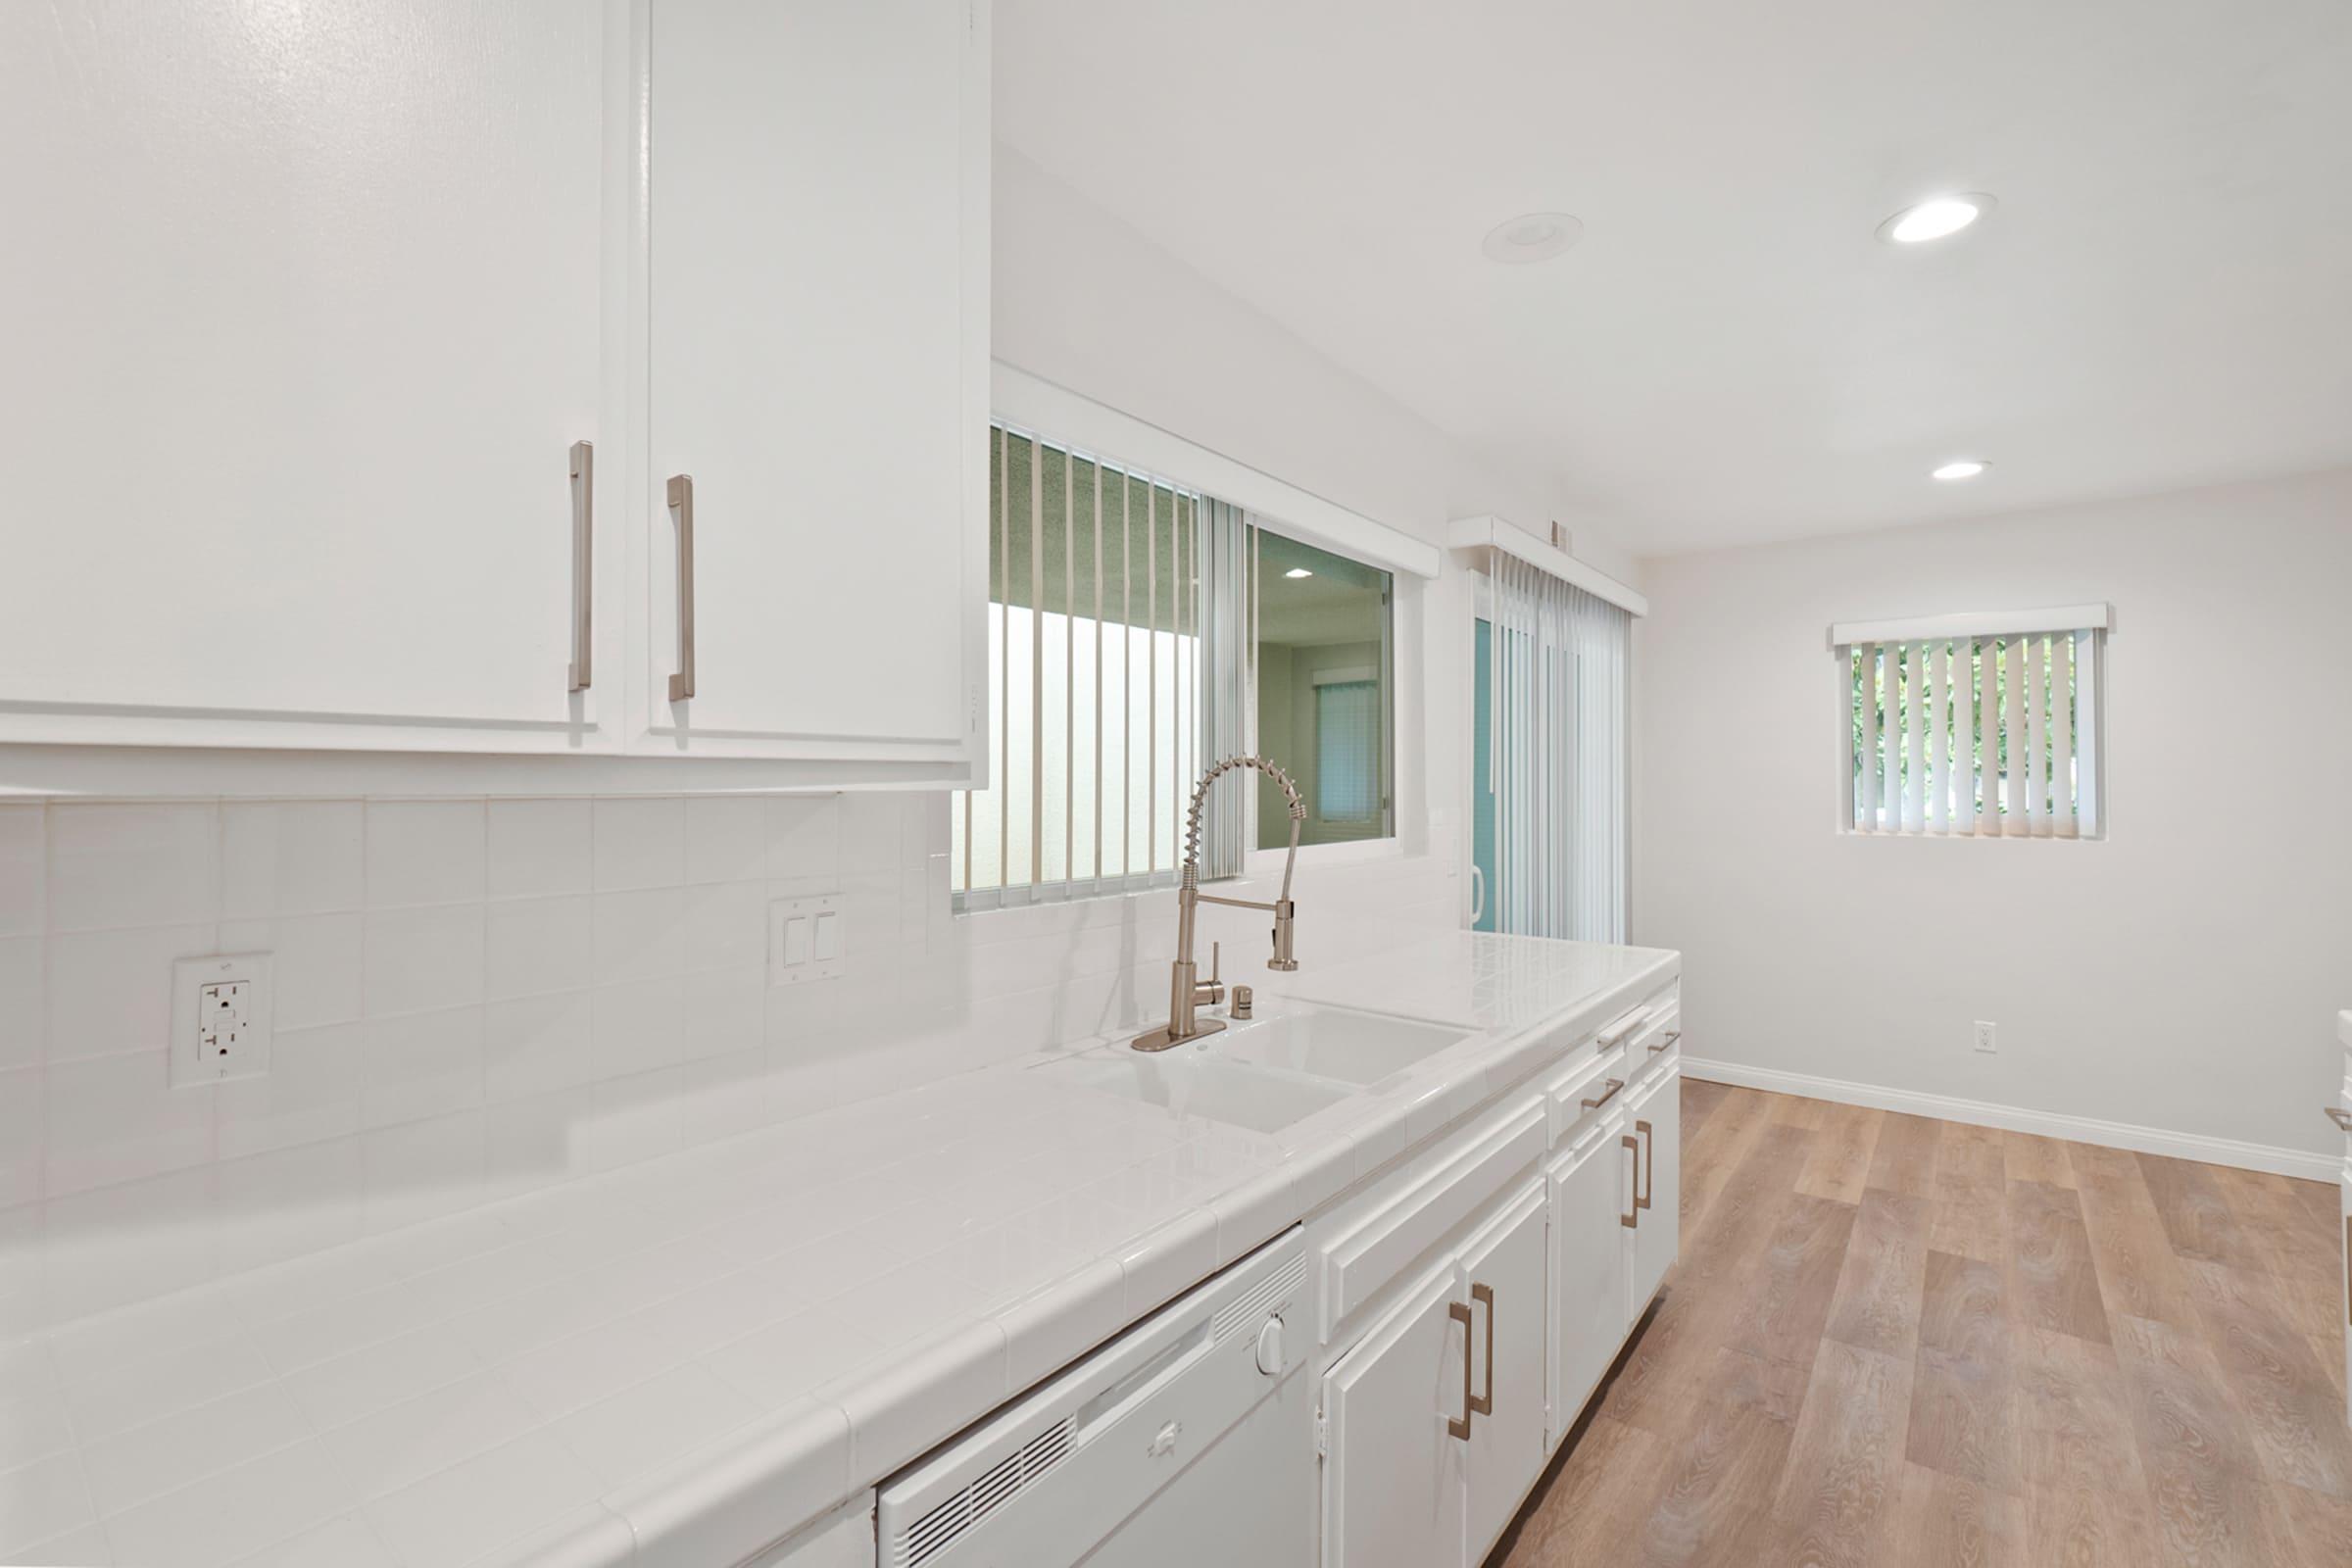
[
  {"x1": 768, "y1": 895, "x2": 846, "y2": 986},
  {"x1": 172, "y1": 953, "x2": 273, "y2": 1086},
  {"x1": 1973, "y1": 1020, "x2": 1997, "y2": 1054}
]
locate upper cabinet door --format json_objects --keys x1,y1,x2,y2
[
  {"x1": 0, "y1": 2, "x2": 614, "y2": 756},
  {"x1": 640, "y1": 0, "x2": 989, "y2": 776}
]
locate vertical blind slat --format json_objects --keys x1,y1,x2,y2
[
  {"x1": 1904, "y1": 642, "x2": 1927, "y2": 831},
  {"x1": 1928, "y1": 643, "x2": 1950, "y2": 834},
  {"x1": 1880, "y1": 644, "x2": 1899, "y2": 830},
  {"x1": 1857, "y1": 643, "x2": 1879, "y2": 831},
  {"x1": 2051, "y1": 630, "x2": 2076, "y2": 837},
  {"x1": 2001, "y1": 636, "x2": 2025, "y2": 834},
  {"x1": 2026, "y1": 633, "x2": 2048, "y2": 837}
]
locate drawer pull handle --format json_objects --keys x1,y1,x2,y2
[
  {"x1": 1648, "y1": 1029, "x2": 1681, "y2": 1055},
  {"x1": 1596, "y1": 1005, "x2": 1651, "y2": 1051},
  {"x1": 1621, "y1": 1135, "x2": 1641, "y2": 1229},
  {"x1": 567, "y1": 441, "x2": 593, "y2": 692},
  {"x1": 1468, "y1": 1283, "x2": 1495, "y2": 1417},
  {"x1": 2325, "y1": 1106, "x2": 2352, "y2": 1133},
  {"x1": 1446, "y1": 1300, "x2": 1475, "y2": 1440},
  {"x1": 1636, "y1": 1118, "x2": 1654, "y2": 1211},
  {"x1": 1581, "y1": 1078, "x2": 1626, "y2": 1112},
  {"x1": 666, "y1": 474, "x2": 696, "y2": 703}
]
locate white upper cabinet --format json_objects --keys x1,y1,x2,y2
[
  {"x1": 0, "y1": 1, "x2": 615, "y2": 760},
  {"x1": 0, "y1": 1, "x2": 990, "y2": 794},
  {"x1": 641, "y1": 0, "x2": 989, "y2": 772}
]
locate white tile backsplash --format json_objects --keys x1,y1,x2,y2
[
  {"x1": 592, "y1": 798, "x2": 685, "y2": 891},
  {"x1": 47, "y1": 803, "x2": 216, "y2": 932},
  {"x1": 2, "y1": 789, "x2": 1453, "y2": 1334},
  {"x1": 364, "y1": 802, "x2": 485, "y2": 908},
  {"x1": 0, "y1": 936, "x2": 40, "y2": 1071},
  {"x1": 485, "y1": 798, "x2": 592, "y2": 900},
  {"x1": 220, "y1": 801, "x2": 365, "y2": 918}
]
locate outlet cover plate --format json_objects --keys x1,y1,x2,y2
[{"x1": 172, "y1": 953, "x2": 274, "y2": 1086}]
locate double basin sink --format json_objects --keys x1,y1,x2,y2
[{"x1": 1033, "y1": 1003, "x2": 1471, "y2": 1134}]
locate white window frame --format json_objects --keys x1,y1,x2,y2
[
  {"x1": 959, "y1": 374, "x2": 1435, "y2": 910},
  {"x1": 1830, "y1": 602, "x2": 2111, "y2": 840}
]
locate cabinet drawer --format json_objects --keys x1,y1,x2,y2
[
  {"x1": 1628, "y1": 999, "x2": 1682, "y2": 1088},
  {"x1": 1543, "y1": 1048, "x2": 1630, "y2": 1147},
  {"x1": 1321, "y1": 1100, "x2": 1546, "y2": 1338}
]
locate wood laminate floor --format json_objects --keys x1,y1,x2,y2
[{"x1": 1490, "y1": 1081, "x2": 2352, "y2": 1568}]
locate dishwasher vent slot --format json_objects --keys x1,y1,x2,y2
[
  {"x1": 1209, "y1": 1252, "x2": 1304, "y2": 1343},
  {"x1": 895, "y1": 1417, "x2": 1074, "y2": 1568}
]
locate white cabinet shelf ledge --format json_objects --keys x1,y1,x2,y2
[{"x1": 0, "y1": 0, "x2": 991, "y2": 797}]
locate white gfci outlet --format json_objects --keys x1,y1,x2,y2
[
  {"x1": 172, "y1": 954, "x2": 274, "y2": 1086},
  {"x1": 1973, "y1": 1020, "x2": 1997, "y2": 1054}
]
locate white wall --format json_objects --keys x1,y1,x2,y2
[
  {"x1": 996, "y1": 146, "x2": 1644, "y2": 858},
  {"x1": 1633, "y1": 466, "x2": 2352, "y2": 1168}
]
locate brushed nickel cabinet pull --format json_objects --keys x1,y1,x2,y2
[
  {"x1": 1582, "y1": 1077, "x2": 1626, "y2": 1112},
  {"x1": 1648, "y1": 1029, "x2": 1681, "y2": 1055},
  {"x1": 1469, "y1": 1283, "x2": 1495, "y2": 1417},
  {"x1": 1636, "y1": 1118, "x2": 1654, "y2": 1211},
  {"x1": 567, "y1": 442, "x2": 594, "y2": 691},
  {"x1": 1446, "y1": 1300, "x2": 1475, "y2": 1440},
  {"x1": 1621, "y1": 1135, "x2": 1641, "y2": 1228},
  {"x1": 2325, "y1": 1106, "x2": 2352, "y2": 1133},
  {"x1": 666, "y1": 474, "x2": 696, "y2": 703}
]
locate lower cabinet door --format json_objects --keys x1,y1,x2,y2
[
  {"x1": 1547, "y1": 1117, "x2": 1630, "y2": 1447},
  {"x1": 1627, "y1": 1065, "x2": 1683, "y2": 1314},
  {"x1": 1321, "y1": 1263, "x2": 1467, "y2": 1568},
  {"x1": 1457, "y1": 1181, "x2": 1550, "y2": 1563}
]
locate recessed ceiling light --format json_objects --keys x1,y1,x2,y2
[
  {"x1": 1930, "y1": 459, "x2": 1989, "y2": 481},
  {"x1": 1877, "y1": 193, "x2": 1996, "y2": 244},
  {"x1": 1482, "y1": 212, "x2": 1584, "y2": 264},
  {"x1": 1284, "y1": 567, "x2": 1314, "y2": 579}
]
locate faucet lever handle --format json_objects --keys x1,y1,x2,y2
[{"x1": 1206, "y1": 942, "x2": 1219, "y2": 984}]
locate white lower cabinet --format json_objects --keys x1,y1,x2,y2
[
  {"x1": 1458, "y1": 1182, "x2": 1550, "y2": 1563},
  {"x1": 1320, "y1": 994, "x2": 1684, "y2": 1568},
  {"x1": 1321, "y1": 1263, "x2": 1467, "y2": 1568},
  {"x1": 1626, "y1": 1060, "x2": 1682, "y2": 1318},
  {"x1": 1546, "y1": 1112, "x2": 1630, "y2": 1448}
]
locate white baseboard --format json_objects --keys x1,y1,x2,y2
[{"x1": 1681, "y1": 1056, "x2": 2342, "y2": 1184}]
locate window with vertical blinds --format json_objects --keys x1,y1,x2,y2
[
  {"x1": 955, "y1": 424, "x2": 1395, "y2": 909},
  {"x1": 1834, "y1": 606, "x2": 2108, "y2": 839}
]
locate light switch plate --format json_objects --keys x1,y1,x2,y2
[
  {"x1": 768, "y1": 895, "x2": 845, "y2": 985},
  {"x1": 172, "y1": 953, "x2": 274, "y2": 1086}
]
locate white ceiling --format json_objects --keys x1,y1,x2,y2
[{"x1": 995, "y1": 0, "x2": 2352, "y2": 554}]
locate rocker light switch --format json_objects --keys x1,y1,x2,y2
[{"x1": 767, "y1": 895, "x2": 846, "y2": 985}]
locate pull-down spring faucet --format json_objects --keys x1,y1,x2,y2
[{"x1": 1131, "y1": 756, "x2": 1304, "y2": 1053}]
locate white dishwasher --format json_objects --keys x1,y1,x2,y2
[{"x1": 876, "y1": 1228, "x2": 1312, "y2": 1568}]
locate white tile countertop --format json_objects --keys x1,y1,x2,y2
[{"x1": 0, "y1": 933, "x2": 1676, "y2": 1567}]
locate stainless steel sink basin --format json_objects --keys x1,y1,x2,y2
[{"x1": 1032, "y1": 1002, "x2": 1472, "y2": 1132}]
